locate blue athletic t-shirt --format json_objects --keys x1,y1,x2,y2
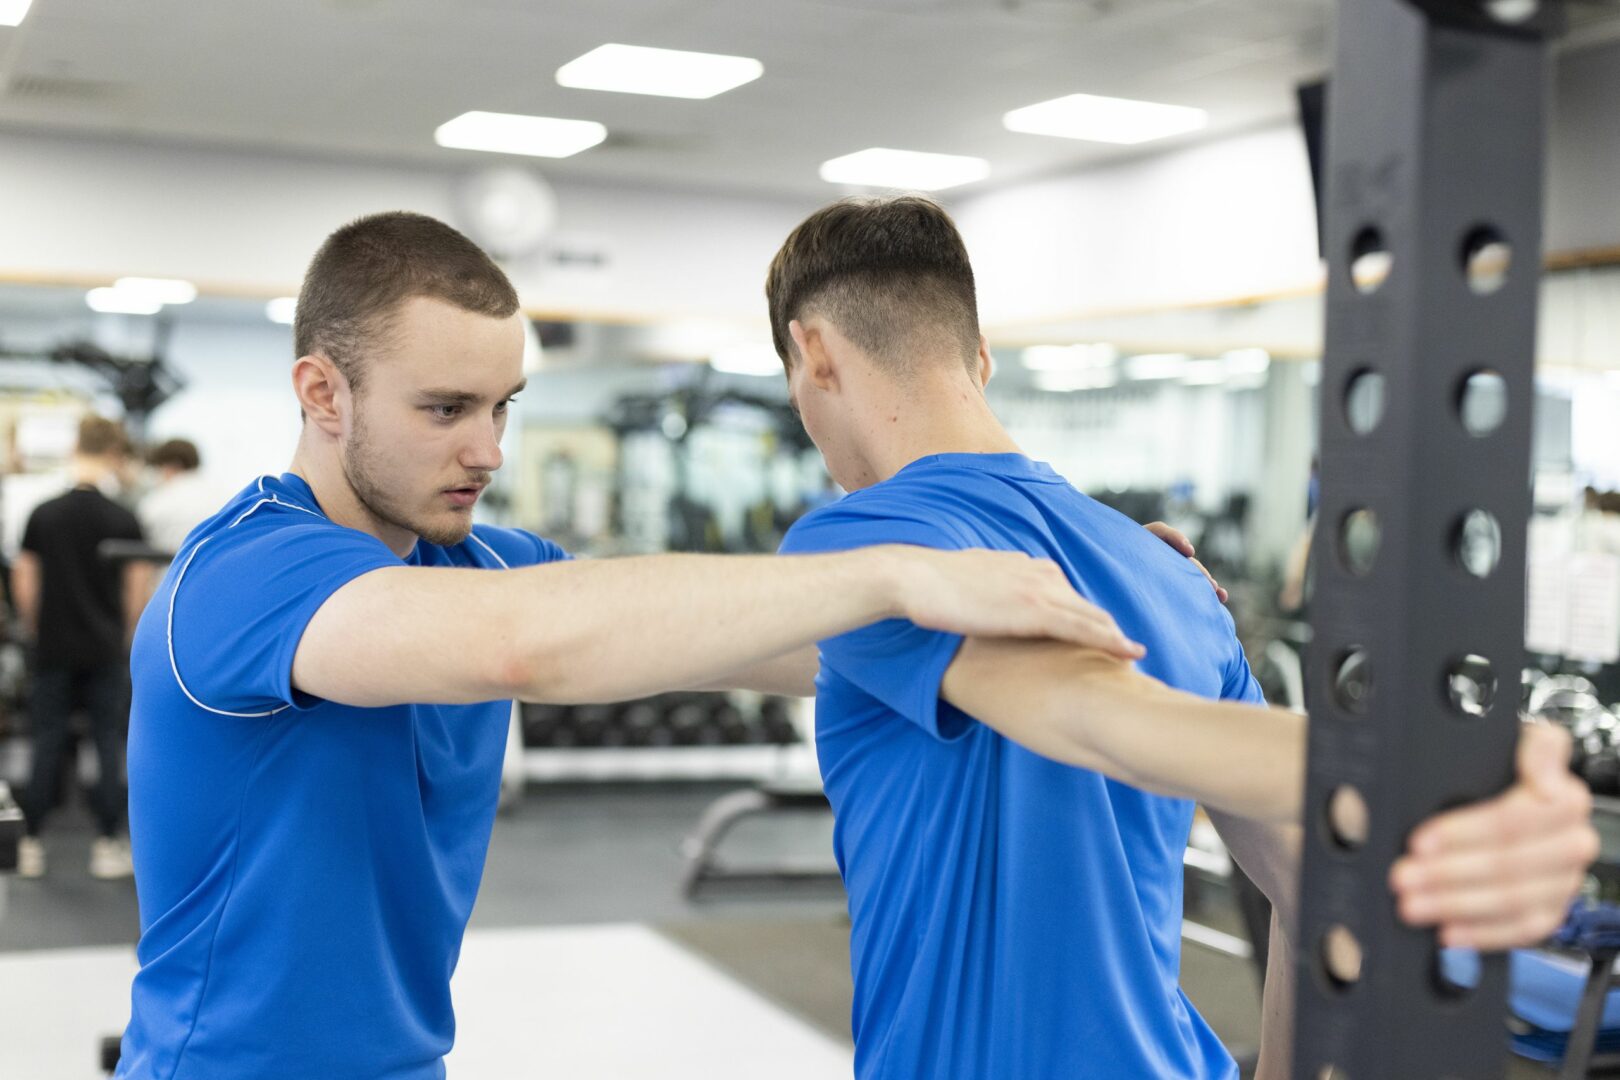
[
  {"x1": 778, "y1": 453, "x2": 1264, "y2": 1080},
  {"x1": 118, "y1": 474, "x2": 568, "y2": 1080}
]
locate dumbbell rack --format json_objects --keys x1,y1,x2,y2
[
  {"x1": 518, "y1": 692, "x2": 816, "y2": 783},
  {"x1": 0, "y1": 782, "x2": 23, "y2": 926}
]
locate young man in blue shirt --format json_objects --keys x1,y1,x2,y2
[
  {"x1": 740, "y1": 195, "x2": 1597, "y2": 1079},
  {"x1": 116, "y1": 211, "x2": 1163, "y2": 1080}
]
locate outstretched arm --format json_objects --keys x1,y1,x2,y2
[
  {"x1": 293, "y1": 546, "x2": 1142, "y2": 708},
  {"x1": 939, "y1": 639, "x2": 1306, "y2": 823}
]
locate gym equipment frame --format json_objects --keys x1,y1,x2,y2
[{"x1": 1293, "y1": 1, "x2": 1561, "y2": 1076}]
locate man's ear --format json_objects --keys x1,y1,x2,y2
[
  {"x1": 292, "y1": 353, "x2": 348, "y2": 436},
  {"x1": 976, "y1": 335, "x2": 995, "y2": 389},
  {"x1": 789, "y1": 319, "x2": 839, "y2": 393}
]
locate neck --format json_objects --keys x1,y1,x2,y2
[
  {"x1": 72, "y1": 457, "x2": 111, "y2": 488},
  {"x1": 857, "y1": 367, "x2": 1022, "y2": 485},
  {"x1": 288, "y1": 427, "x2": 417, "y2": 558}
]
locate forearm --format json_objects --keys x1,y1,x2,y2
[
  {"x1": 507, "y1": 552, "x2": 892, "y2": 703},
  {"x1": 942, "y1": 640, "x2": 1306, "y2": 823},
  {"x1": 1253, "y1": 911, "x2": 1296, "y2": 1080},
  {"x1": 687, "y1": 645, "x2": 819, "y2": 697}
]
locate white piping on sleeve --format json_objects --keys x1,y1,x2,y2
[
  {"x1": 467, "y1": 530, "x2": 511, "y2": 570},
  {"x1": 168, "y1": 489, "x2": 325, "y2": 718}
]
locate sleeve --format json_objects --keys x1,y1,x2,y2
[
  {"x1": 20, "y1": 507, "x2": 41, "y2": 555},
  {"x1": 779, "y1": 502, "x2": 977, "y2": 742},
  {"x1": 118, "y1": 505, "x2": 145, "y2": 543},
  {"x1": 166, "y1": 520, "x2": 401, "y2": 716},
  {"x1": 1219, "y1": 629, "x2": 1268, "y2": 706}
]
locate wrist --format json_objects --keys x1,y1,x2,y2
[{"x1": 860, "y1": 545, "x2": 915, "y2": 622}]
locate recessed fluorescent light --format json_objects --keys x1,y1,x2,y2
[
  {"x1": 1181, "y1": 359, "x2": 1227, "y2": 386},
  {"x1": 557, "y1": 44, "x2": 763, "y2": 99},
  {"x1": 114, "y1": 277, "x2": 197, "y2": 305},
  {"x1": 266, "y1": 297, "x2": 298, "y2": 325},
  {"x1": 435, "y1": 111, "x2": 607, "y2": 159},
  {"x1": 1021, "y1": 343, "x2": 1118, "y2": 372},
  {"x1": 710, "y1": 342, "x2": 782, "y2": 377},
  {"x1": 1003, "y1": 92, "x2": 1207, "y2": 146},
  {"x1": 819, "y1": 148, "x2": 990, "y2": 192},
  {"x1": 1125, "y1": 353, "x2": 1192, "y2": 380},
  {"x1": 1222, "y1": 348, "x2": 1271, "y2": 377},
  {"x1": 86, "y1": 288, "x2": 163, "y2": 316},
  {"x1": 1034, "y1": 369, "x2": 1118, "y2": 393},
  {"x1": 0, "y1": 1, "x2": 33, "y2": 28}
]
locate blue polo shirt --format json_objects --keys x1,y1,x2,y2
[
  {"x1": 779, "y1": 453, "x2": 1262, "y2": 1080},
  {"x1": 118, "y1": 474, "x2": 567, "y2": 1080}
]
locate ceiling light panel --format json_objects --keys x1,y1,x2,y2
[
  {"x1": 819, "y1": 148, "x2": 990, "y2": 192},
  {"x1": 0, "y1": 1, "x2": 33, "y2": 28},
  {"x1": 557, "y1": 44, "x2": 763, "y2": 99},
  {"x1": 1003, "y1": 92, "x2": 1207, "y2": 145},
  {"x1": 435, "y1": 112, "x2": 607, "y2": 159}
]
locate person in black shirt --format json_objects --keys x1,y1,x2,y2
[{"x1": 11, "y1": 415, "x2": 153, "y2": 879}]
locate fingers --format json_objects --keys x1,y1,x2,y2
[
  {"x1": 1189, "y1": 556, "x2": 1228, "y2": 604},
  {"x1": 1390, "y1": 724, "x2": 1599, "y2": 951},
  {"x1": 1145, "y1": 521, "x2": 1195, "y2": 557},
  {"x1": 1519, "y1": 723, "x2": 1578, "y2": 799}
]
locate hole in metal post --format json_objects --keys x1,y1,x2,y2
[
  {"x1": 1447, "y1": 655, "x2": 1498, "y2": 718},
  {"x1": 1321, "y1": 924, "x2": 1364, "y2": 988},
  {"x1": 1459, "y1": 370, "x2": 1508, "y2": 437},
  {"x1": 1462, "y1": 227, "x2": 1512, "y2": 293},
  {"x1": 1334, "y1": 649, "x2": 1373, "y2": 715},
  {"x1": 1455, "y1": 509, "x2": 1502, "y2": 578},
  {"x1": 1350, "y1": 227, "x2": 1392, "y2": 294},
  {"x1": 1339, "y1": 509, "x2": 1381, "y2": 576},
  {"x1": 1326, "y1": 785, "x2": 1369, "y2": 850},
  {"x1": 1345, "y1": 369, "x2": 1386, "y2": 435},
  {"x1": 1484, "y1": 0, "x2": 1539, "y2": 25}
]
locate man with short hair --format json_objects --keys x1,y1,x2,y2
[
  {"x1": 138, "y1": 438, "x2": 214, "y2": 554},
  {"x1": 114, "y1": 211, "x2": 1164, "y2": 1079},
  {"x1": 752, "y1": 195, "x2": 1596, "y2": 1079},
  {"x1": 13, "y1": 415, "x2": 152, "y2": 880}
]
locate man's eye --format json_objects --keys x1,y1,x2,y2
[
  {"x1": 430, "y1": 405, "x2": 462, "y2": 420},
  {"x1": 495, "y1": 397, "x2": 517, "y2": 415}
]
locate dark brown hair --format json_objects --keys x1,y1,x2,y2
[
  {"x1": 77, "y1": 416, "x2": 130, "y2": 458},
  {"x1": 766, "y1": 195, "x2": 980, "y2": 374},
  {"x1": 294, "y1": 211, "x2": 520, "y2": 392},
  {"x1": 147, "y1": 438, "x2": 200, "y2": 472}
]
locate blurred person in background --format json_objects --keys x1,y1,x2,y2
[
  {"x1": 139, "y1": 438, "x2": 213, "y2": 554},
  {"x1": 11, "y1": 415, "x2": 153, "y2": 879}
]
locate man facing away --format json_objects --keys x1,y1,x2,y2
[
  {"x1": 138, "y1": 438, "x2": 216, "y2": 555},
  {"x1": 115, "y1": 211, "x2": 1170, "y2": 1080},
  {"x1": 754, "y1": 195, "x2": 1596, "y2": 1079},
  {"x1": 13, "y1": 416, "x2": 152, "y2": 880}
]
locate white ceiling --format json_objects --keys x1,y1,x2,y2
[
  {"x1": 0, "y1": 0, "x2": 1341, "y2": 198},
  {"x1": 0, "y1": 0, "x2": 1613, "y2": 201}
]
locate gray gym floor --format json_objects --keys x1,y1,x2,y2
[{"x1": 0, "y1": 783, "x2": 1562, "y2": 1078}]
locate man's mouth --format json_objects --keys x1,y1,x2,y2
[{"x1": 443, "y1": 483, "x2": 486, "y2": 508}]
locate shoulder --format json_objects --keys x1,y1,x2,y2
[
  {"x1": 463, "y1": 525, "x2": 571, "y2": 570},
  {"x1": 780, "y1": 481, "x2": 970, "y2": 556}
]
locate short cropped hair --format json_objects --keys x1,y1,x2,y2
[
  {"x1": 77, "y1": 416, "x2": 130, "y2": 458},
  {"x1": 294, "y1": 211, "x2": 520, "y2": 393},
  {"x1": 147, "y1": 438, "x2": 200, "y2": 472},
  {"x1": 766, "y1": 195, "x2": 980, "y2": 374}
]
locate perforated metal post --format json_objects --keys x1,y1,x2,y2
[{"x1": 1292, "y1": 1, "x2": 1559, "y2": 1076}]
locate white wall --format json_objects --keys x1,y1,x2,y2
[
  {"x1": 958, "y1": 38, "x2": 1620, "y2": 329},
  {"x1": 0, "y1": 130, "x2": 813, "y2": 323}
]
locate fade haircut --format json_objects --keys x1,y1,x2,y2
[
  {"x1": 766, "y1": 195, "x2": 980, "y2": 375},
  {"x1": 294, "y1": 211, "x2": 520, "y2": 394}
]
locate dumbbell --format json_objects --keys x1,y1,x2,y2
[{"x1": 759, "y1": 698, "x2": 800, "y2": 745}]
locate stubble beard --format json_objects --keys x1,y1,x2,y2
[{"x1": 342, "y1": 410, "x2": 473, "y2": 549}]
